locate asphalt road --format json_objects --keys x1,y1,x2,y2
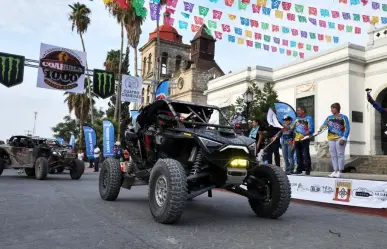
[{"x1": 0, "y1": 169, "x2": 386, "y2": 249}]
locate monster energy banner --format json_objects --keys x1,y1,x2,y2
[
  {"x1": 0, "y1": 52, "x2": 25, "y2": 88},
  {"x1": 92, "y1": 69, "x2": 115, "y2": 99}
]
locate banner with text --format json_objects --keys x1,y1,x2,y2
[
  {"x1": 121, "y1": 75, "x2": 143, "y2": 104},
  {"x1": 103, "y1": 120, "x2": 115, "y2": 157},
  {"x1": 274, "y1": 102, "x2": 297, "y2": 126},
  {"x1": 37, "y1": 43, "x2": 86, "y2": 93},
  {"x1": 83, "y1": 125, "x2": 97, "y2": 159},
  {"x1": 289, "y1": 176, "x2": 387, "y2": 208}
]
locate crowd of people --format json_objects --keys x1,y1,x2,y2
[{"x1": 248, "y1": 103, "x2": 351, "y2": 178}]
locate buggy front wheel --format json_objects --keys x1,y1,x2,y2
[
  {"x1": 148, "y1": 158, "x2": 188, "y2": 224},
  {"x1": 99, "y1": 158, "x2": 122, "y2": 201},
  {"x1": 248, "y1": 165, "x2": 291, "y2": 219}
]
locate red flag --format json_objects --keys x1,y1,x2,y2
[
  {"x1": 282, "y1": 39, "x2": 288, "y2": 46},
  {"x1": 339, "y1": 0, "x2": 348, "y2": 3},
  {"x1": 116, "y1": 0, "x2": 130, "y2": 8},
  {"x1": 222, "y1": 24, "x2": 231, "y2": 32},
  {"x1": 241, "y1": 0, "x2": 250, "y2": 3},
  {"x1": 271, "y1": 46, "x2": 277, "y2": 52},
  {"x1": 355, "y1": 27, "x2": 361, "y2": 34},
  {"x1": 319, "y1": 20, "x2": 327, "y2": 28},
  {"x1": 254, "y1": 32, "x2": 262, "y2": 40},
  {"x1": 361, "y1": 0, "x2": 368, "y2": 5},
  {"x1": 338, "y1": 24, "x2": 344, "y2": 31},
  {"x1": 194, "y1": 16, "x2": 203, "y2": 25},
  {"x1": 213, "y1": 10, "x2": 223, "y2": 20},
  {"x1": 318, "y1": 34, "x2": 324, "y2": 41},
  {"x1": 191, "y1": 24, "x2": 200, "y2": 32},
  {"x1": 166, "y1": 8, "x2": 175, "y2": 14},
  {"x1": 300, "y1": 52, "x2": 304, "y2": 59},
  {"x1": 287, "y1": 13, "x2": 295, "y2": 21},
  {"x1": 250, "y1": 20, "x2": 259, "y2": 27},
  {"x1": 331, "y1": 11, "x2": 340, "y2": 18},
  {"x1": 286, "y1": 50, "x2": 292, "y2": 56},
  {"x1": 252, "y1": 4, "x2": 261, "y2": 13},
  {"x1": 313, "y1": 46, "x2": 319, "y2": 52},
  {"x1": 362, "y1": 15, "x2": 370, "y2": 23},
  {"x1": 298, "y1": 43, "x2": 304, "y2": 49},
  {"x1": 225, "y1": 0, "x2": 235, "y2": 7},
  {"x1": 272, "y1": 25, "x2": 279, "y2": 32},
  {"x1": 246, "y1": 40, "x2": 253, "y2": 47},
  {"x1": 214, "y1": 31, "x2": 223, "y2": 40},
  {"x1": 291, "y1": 29, "x2": 298, "y2": 36},
  {"x1": 282, "y1": 2, "x2": 291, "y2": 11},
  {"x1": 309, "y1": 7, "x2": 317, "y2": 16}
]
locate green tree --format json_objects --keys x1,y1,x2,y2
[
  {"x1": 52, "y1": 115, "x2": 79, "y2": 144},
  {"x1": 68, "y1": 2, "x2": 94, "y2": 123},
  {"x1": 231, "y1": 82, "x2": 279, "y2": 126}
]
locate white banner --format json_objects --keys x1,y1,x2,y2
[
  {"x1": 37, "y1": 43, "x2": 86, "y2": 93},
  {"x1": 267, "y1": 108, "x2": 283, "y2": 128},
  {"x1": 289, "y1": 176, "x2": 387, "y2": 208},
  {"x1": 121, "y1": 75, "x2": 142, "y2": 104}
]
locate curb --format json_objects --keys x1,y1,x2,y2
[{"x1": 213, "y1": 189, "x2": 387, "y2": 218}]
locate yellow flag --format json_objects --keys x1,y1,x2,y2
[
  {"x1": 275, "y1": 10, "x2": 283, "y2": 19},
  {"x1": 103, "y1": 0, "x2": 113, "y2": 3},
  {"x1": 238, "y1": 38, "x2": 245, "y2": 44},
  {"x1": 371, "y1": 16, "x2": 380, "y2": 24},
  {"x1": 325, "y1": 35, "x2": 332, "y2": 42},
  {"x1": 245, "y1": 30, "x2": 252, "y2": 38},
  {"x1": 228, "y1": 14, "x2": 236, "y2": 20},
  {"x1": 257, "y1": 0, "x2": 267, "y2": 6}
]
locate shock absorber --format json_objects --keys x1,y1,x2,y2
[{"x1": 190, "y1": 149, "x2": 203, "y2": 176}]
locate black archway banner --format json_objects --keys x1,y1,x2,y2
[
  {"x1": 0, "y1": 52, "x2": 25, "y2": 88},
  {"x1": 93, "y1": 69, "x2": 115, "y2": 99}
]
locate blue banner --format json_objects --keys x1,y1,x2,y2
[
  {"x1": 69, "y1": 135, "x2": 75, "y2": 149},
  {"x1": 155, "y1": 80, "x2": 169, "y2": 100},
  {"x1": 274, "y1": 102, "x2": 297, "y2": 126},
  {"x1": 83, "y1": 125, "x2": 97, "y2": 159},
  {"x1": 56, "y1": 137, "x2": 65, "y2": 145},
  {"x1": 103, "y1": 120, "x2": 115, "y2": 157}
]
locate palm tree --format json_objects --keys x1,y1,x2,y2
[
  {"x1": 126, "y1": 7, "x2": 145, "y2": 78},
  {"x1": 68, "y1": 2, "x2": 94, "y2": 124}
]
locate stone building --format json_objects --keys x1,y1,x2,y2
[
  {"x1": 138, "y1": 13, "x2": 224, "y2": 105},
  {"x1": 205, "y1": 24, "x2": 387, "y2": 157}
]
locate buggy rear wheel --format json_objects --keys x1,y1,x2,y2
[
  {"x1": 248, "y1": 165, "x2": 291, "y2": 219},
  {"x1": 148, "y1": 158, "x2": 188, "y2": 224},
  {"x1": 0, "y1": 158, "x2": 4, "y2": 176},
  {"x1": 25, "y1": 168, "x2": 35, "y2": 177},
  {"x1": 35, "y1": 157, "x2": 48, "y2": 180},
  {"x1": 99, "y1": 158, "x2": 122, "y2": 201},
  {"x1": 70, "y1": 159, "x2": 85, "y2": 180}
]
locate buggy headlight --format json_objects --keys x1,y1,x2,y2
[
  {"x1": 230, "y1": 159, "x2": 248, "y2": 168},
  {"x1": 199, "y1": 137, "x2": 222, "y2": 148}
]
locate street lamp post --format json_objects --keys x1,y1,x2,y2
[{"x1": 244, "y1": 88, "x2": 254, "y2": 121}]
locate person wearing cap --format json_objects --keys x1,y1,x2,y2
[
  {"x1": 318, "y1": 103, "x2": 350, "y2": 178},
  {"x1": 279, "y1": 115, "x2": 295, "y2": 174}
]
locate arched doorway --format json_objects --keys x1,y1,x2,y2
[{"x1": 374, "y1": 88, "x2": 387, "y2": 154}]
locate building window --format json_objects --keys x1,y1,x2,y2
[
  {"x1": 296, "y1": 95, "x2": 315, "y2": 141},
  {"x1": 142, "y1": 58, "x2": 147, "y2": 76},
  {"x1": 147, "y1": 54, "x2": 152, "y2": 73},
  {"x1": 161, "y1": 52, "x2": 168, "y2": 75},
  {"x1": 175, "y1": 55, "x2": 182, "y2": 72}
]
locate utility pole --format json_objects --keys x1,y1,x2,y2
[{"x1": 33, "y1": 112, "x2": 38, "y2": 135}]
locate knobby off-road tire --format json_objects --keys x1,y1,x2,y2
[
  {"x1": 148, "y1": 158, "x2": 188, "y2": 224},
  {"x1": 99, "y1": 158, "x2": 122, "y2": 201},
  {"x1": 70, "y1": 159, "x2": 85, "y2": 180},
  {"x1": 25, "y1": 168, "x2": 35, "y2": 177},
  {"x1": 0, "y1": 158, "x2": 4, "y2": 176},
  {"x1": 248, "y1": 165, "x2": 291, "y2": 219},
  {"x1": 35, "y1": 157, "x2": 48, "y2": 180}
]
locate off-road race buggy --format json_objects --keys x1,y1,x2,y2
[
  {"x1": 0, "y1": 135, "x2": 85, "y2": 180},
  {"x1": 99, "y1": 99, "x2": 291, "y2": 224}
]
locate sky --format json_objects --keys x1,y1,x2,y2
[{"x1": 0, "y1": 0, "x2": 383, "y2": 141}]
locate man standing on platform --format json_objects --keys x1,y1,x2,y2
[{"x1": 291, "y1": 106, "x2": 314, "y2": 176}]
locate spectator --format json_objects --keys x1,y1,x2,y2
[
  {"x1": 318, "y1": 102, "x2": 350, "y2": 178},
  {"x1": 266, "y1": 124, "x2": 281, "y2": 166},
  {"x1": 93, "y1": 145, "x2": 101, "y2": 172},
  {"x1": 291, "y1": 106, "x2": 314, "y2": 176},
  {"x1": 276, "y1": 115, "x2": 295, "y2": 174},
  {"x1": 249, "y1": 119, "x2": 264, "y2": 155},
  {"x1": 77, "y1": 149, "x2": 84, "y2": 161}
]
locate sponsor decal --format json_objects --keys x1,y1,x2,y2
[
  {"x1": 39, "y1": 48, "x2": 85, "y2": 90},
  {"x1": 310, "y1": 185, "x2": 321, "y2": 193},
  {"x1": 0, "y1": 52, "x2": 25, "y2": 87},
  {"x1": 321, "y1": 186, "x2": 334, "y2": 194},
  {"x1": 333, "y1": 180, "x2": 352, "y2": 202},
  {"x1": 297, "y1": 183, "x2": 309, "y2": 192},
  {"x1": 93, "y1": 69, "x2": 115, "y2": 99},
  {"x1": 352, "y1": 188, "x2": 373, "y2": 198},
  {"x1": 374, "y1": 190, "x2": 387, "y2": 201}
]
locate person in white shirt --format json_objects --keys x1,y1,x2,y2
[
  {"x1": 93, "y1": 145, "x2": 101, "y2": 172},
  {"x1": 77, "y1": 150, "x2": 84, "y2": 161}
]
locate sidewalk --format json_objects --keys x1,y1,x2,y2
[{"x1": 310, "y1": 171, "x2": 387, "y2": 181}]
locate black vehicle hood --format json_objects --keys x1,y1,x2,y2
[{"x1": 176, "y1": 128, "x2": 255, "y2": 146}]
